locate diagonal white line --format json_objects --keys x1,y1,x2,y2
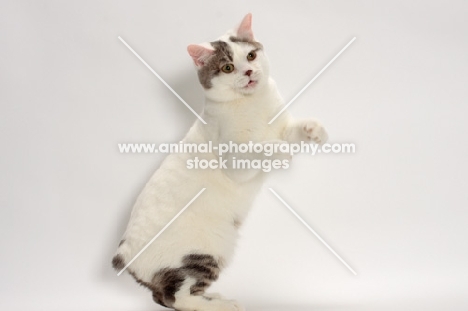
[
  {"x1": 118, "y1": 36, "x2": 207, "y2": 125},
  {"x1": 268, "y1": 37, "x2": 356, "y2": 124},
  {"x1": 117, "y1": 188, "x2": 206, "y2": 276},
  {"x1": 268, "y1": 188, "x2": 357, "y2": 275}
]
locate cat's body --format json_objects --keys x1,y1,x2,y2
[{"x1": 112, "y1": 14, "x2": 327, "y2": 311}]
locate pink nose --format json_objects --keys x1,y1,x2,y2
[{"x1": 245, "y1": 70, "x2": 252, "y2": 76}]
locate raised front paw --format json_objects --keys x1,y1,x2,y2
[{"x1": 302, "y1": 120, "x2": 328, "y2": 144}]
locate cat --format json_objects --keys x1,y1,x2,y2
[{"x1": 112, "y1": 13, "x2": 328, "y2": 311}]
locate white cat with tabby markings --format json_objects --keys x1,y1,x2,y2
[{"x1": 112, "y1": 13, "x2": 328, "y2": 311}]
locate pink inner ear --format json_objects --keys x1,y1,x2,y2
[
  {"x1": 237, "y1": 13, "x2": 254, "y2": 41},
  {"x1": 187, "y1": 45, "x2": 213, "y2": 67}
]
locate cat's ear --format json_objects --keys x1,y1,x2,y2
[
  {"x1": 187, "y1": 44, "x2": 214, "y2": 68},
  {"x1": 236, "y1": 13, "x2": 254, "y2": 41}
]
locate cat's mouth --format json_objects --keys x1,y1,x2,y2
[{"x1": 245, "y1": 80, "x2": 257, "y2": 88}]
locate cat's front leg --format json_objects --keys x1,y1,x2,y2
[{"x1": 283, "y1": 119, "x2": 328, "y2": 144}]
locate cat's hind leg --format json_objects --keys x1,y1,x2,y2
[
  {"x1": 150, "y1": 254, "x2": 243, "y2": 311},
  {"x1": 172, "y1": 278, "x2": 245, "y2": 311}
]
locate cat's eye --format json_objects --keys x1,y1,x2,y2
[
  {"x1": 247, "y1": 51, "x2": 257, "y2": 61},
  {"x1": 221, "y1": 64, "x2": 235, "y2": 73}
]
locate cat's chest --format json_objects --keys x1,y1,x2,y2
[
  {"x1": 217, "y1": 112, "x2": 281, "y2": 142},
  {"x1": 205, "y1": 89, "x2": 284, "y2": 142}
]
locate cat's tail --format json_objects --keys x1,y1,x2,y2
[{"x1": 111, "y1": 239, "x2": 131, "y2": 272}]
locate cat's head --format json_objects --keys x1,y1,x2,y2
[{"x1": 187, "y1": 14, "x2": 269, "y2": 102}]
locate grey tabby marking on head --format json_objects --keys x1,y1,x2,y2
[
  {"x1": 197, "y1": 41, "x2": 233, "y2": 89},
  {"x1": 111, "y1": 253, "x2": 220, "y2": 308},
  {"x1": 229, "y1": 35, "x2": 264, "y2": 50},
  {"x1": 118, "y1": 239, "x2": 125, "y2": 247}
]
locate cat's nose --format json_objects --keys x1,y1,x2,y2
[{"x1": 245, "y1": 70, "x2": 252, "y2": 77}]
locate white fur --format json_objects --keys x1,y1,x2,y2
[{"x1": 114, "y1": 14, "x2": 327, "y2": 310}]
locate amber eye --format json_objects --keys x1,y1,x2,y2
[
  {"x1": 247, "y1": 51, "x2": 257, "y2": 61},
  {"x1": 221, "y1": 64, "x2": 235, "y2": 73}
]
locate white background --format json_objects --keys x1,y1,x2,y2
[{"x1": 1, "y1": 1, "x2": 468, "y2": 310}]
